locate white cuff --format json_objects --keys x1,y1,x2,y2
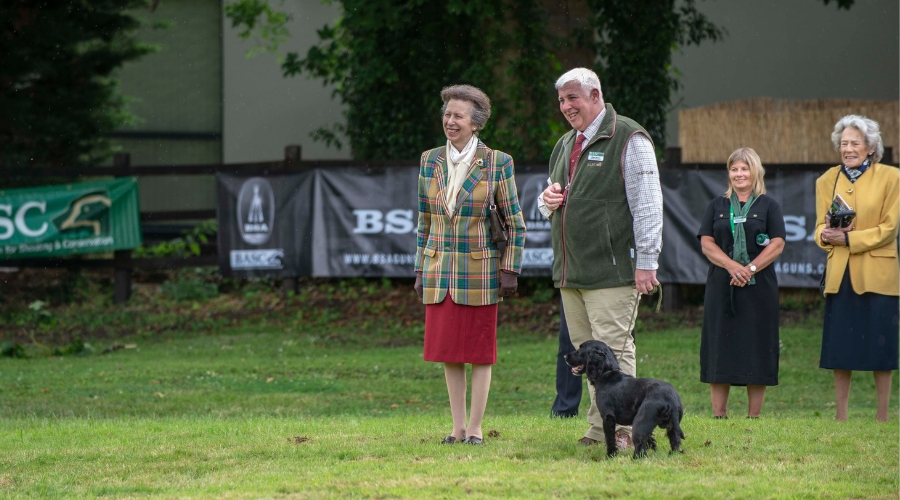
[
  {"x1": 537, "y1": 194, "x2": 553, "y2": 219},
  {"x1": 636, "y1": 253, "x2": 659, "y2": 271}
]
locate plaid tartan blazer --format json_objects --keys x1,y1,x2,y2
[{"x1": 414, "y1": 140, "x2": 526, "y2": 305}]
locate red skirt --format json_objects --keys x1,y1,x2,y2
[{"x1": 424, "y1": 296, "x2": 498, "y2": 365}]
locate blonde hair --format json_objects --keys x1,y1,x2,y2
[{"x1": 724, "y1": 147, "x2": 767, "y2": 198}]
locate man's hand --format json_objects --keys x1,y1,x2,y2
[
  {"x1": 634, "y1": 269, "x2": 659, "y2": 295},
  {"x1": 541, "y1": 183, "x2": 565, "y2": 211}
]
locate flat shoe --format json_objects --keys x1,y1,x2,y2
[
  {"x1": 714, "y1": 415, "x2": 728, "y2": 420},
  {"x1": 440, "y1": 436, "x2": 458, "y2": 444},
  {"x1": 463, "y1": 436, "x2": 484, "y2": 445}
]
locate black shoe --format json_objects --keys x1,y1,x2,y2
[
  {"x1": 551, "y1": 411, "x2": 578, "y2": 418},
  {"x1": 463, "y1": 436, "x2": 484, "y2": 445},
  {"x1": 714, "y1": 415, "x2": 728, "y2": 420},
  {"x1": 441, "y1": 432, "x2": 465, "y2": 444}
]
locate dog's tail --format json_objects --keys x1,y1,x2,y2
[{"x1": 662, "y1": 403, "x2": 686, "y2": 439}]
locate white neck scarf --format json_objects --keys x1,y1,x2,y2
[{"x1": 444, "y1": 135, "x2": 478, "y2": 214}]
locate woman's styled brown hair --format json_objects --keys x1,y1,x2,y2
[{"x1": 440, "y1": 85, "x2": 492, "y2": 132}]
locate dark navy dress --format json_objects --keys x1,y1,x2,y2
[
  {"x1": 697, "y1": 194, "x2": 786, "y2": 386},
  {"x1": 820, "y1": 267, "x2": 899, "y2": 371}
]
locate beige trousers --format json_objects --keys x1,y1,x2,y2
[{"x1": 560, "y1": 286, "x2": 639, "y2": 442}]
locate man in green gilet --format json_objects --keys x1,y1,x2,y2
[{"x1": 538, "y1": 68, "x2": 663, "y2": 450}]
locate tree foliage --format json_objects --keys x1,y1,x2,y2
[
  {"x1": 585, "y1": 0, "x2": 724, "y2": 150},
  {"x1": 225, "y1": 0, "x2": 291, "y2": 58},
  {"x1": 228, "y1": 0, "x2": 853, "y2": 160},
  {"x1": 286, "y1": 0, "x2": 563, "y2": 160},
  {"x1": 230, "y1": 0, "x2": 564, "y2": 160},
  {"x1": 0, "y1": 0, "x2": 154, "y2": 167},
  {"x1": 229, "y1": 0, "x2": 721, "y2": 158}
]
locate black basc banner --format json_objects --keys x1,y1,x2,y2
[
  {"x1": 217, "y1": 172, "x2": 314, "y2": 277},
  {"x1": 311, "y1": 168, "x2": 418, "y2": 277},
  {"x1": 217, "y1": 167, "x2": 827, "y2": 288}
]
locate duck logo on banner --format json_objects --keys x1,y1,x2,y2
[{"x1": 53, "y1": 191, "x2": 111, "y2": 237}]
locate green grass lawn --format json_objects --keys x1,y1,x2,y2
[{"x1": 1, "y1": 320, "x2": 897, "y2": 499}]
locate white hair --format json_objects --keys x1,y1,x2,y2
[
  {"x1": 555, "y1": 68, "x2": 603, "y2": 101},
  {"x1": 831, "y1": 114, "x2": 884, "y2": 164}
]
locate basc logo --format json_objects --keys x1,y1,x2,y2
[
  {"x1": 53, "y1": 191, "x2": 112, "y2": 237},
  {"x1": 237, "y1": 177, "x2": 275, "y2": 245}
]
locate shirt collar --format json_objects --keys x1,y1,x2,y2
[{"x1": 579, "y1": 107, "x2": 606, "y2": 142}]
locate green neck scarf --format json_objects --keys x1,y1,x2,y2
[{"x1": 729, "y1": 192, "x2": 758, "y2": 285}]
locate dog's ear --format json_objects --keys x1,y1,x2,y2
[
  {"x1": 599, "y1": 344, "x2": 621, "y2": 372},
  {"x1": 584, "y1": 348, "x2": 605, "y2": 382}
]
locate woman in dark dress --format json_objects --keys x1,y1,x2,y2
[
  {"x1": 698, "y1": 147, "x2": 786, "y2": 419},
  {"x1": 815, "y1": 115, "x2": 898, "y2": 423}
]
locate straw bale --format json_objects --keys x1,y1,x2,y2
[{"x1": 679, "y1": 98, "x2": 899, "y2": 164}]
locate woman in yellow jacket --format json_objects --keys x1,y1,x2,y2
[{"x1": 815, "y1": 115, "x2": 899, "y2": 423}]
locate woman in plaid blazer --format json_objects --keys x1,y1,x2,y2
[{"x1": 413, "y1": 85, "x2": 526, "y2": 445}]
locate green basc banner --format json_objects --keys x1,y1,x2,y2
[{"x1": 0, "y1": 178, "x2": 142, "y2": 259}]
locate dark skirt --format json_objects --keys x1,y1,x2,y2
[
  {"x1": 700, "y1": 265, "x2": 780, "y2": 386},
  {"x1": 424, "y1": 296, "x2": 498, "y2": 365},
  {"x1": 820, "y1": 268, "x2": 900, "y2": 371}
]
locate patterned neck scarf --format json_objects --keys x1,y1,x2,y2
[
  {"x1": 729, "y1": 192, "x2": 758, "y2": 285},
  {"x1": 841, "y1": 158, "x2": 871, "y2": 183},
  {"x1": 444, "y1": 135, "x2": 478, "y2": 214}
]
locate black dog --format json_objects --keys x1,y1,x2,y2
[{"x1": 565, "y1": 340, "x2": 685, "y2": 459}]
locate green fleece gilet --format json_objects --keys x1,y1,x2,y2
[{"x1": 549, "y1": 103, "x2": 652, "y2": 289}]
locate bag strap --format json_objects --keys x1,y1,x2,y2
[
  {"x1": 830, "y1": 167, "x2": 841, "y2": 199},
  {"x1": 486, "y1": 150, "x2": 497, "y2": 210}
]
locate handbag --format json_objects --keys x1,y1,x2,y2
[{"x1": 486, "y1": 152, "x2": 509, "y2": 245}]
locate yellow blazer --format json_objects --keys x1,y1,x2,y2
[{"x1": 814, "y1": 163, "x2": 899, "y2": 296}]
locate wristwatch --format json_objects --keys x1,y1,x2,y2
[{"x1": 749, "y1": 264, "x2": 757, "y2": 274}]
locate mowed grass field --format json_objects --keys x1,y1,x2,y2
[{"x1": 1, "y1": 319, "x2": 897, "y2": 499}]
